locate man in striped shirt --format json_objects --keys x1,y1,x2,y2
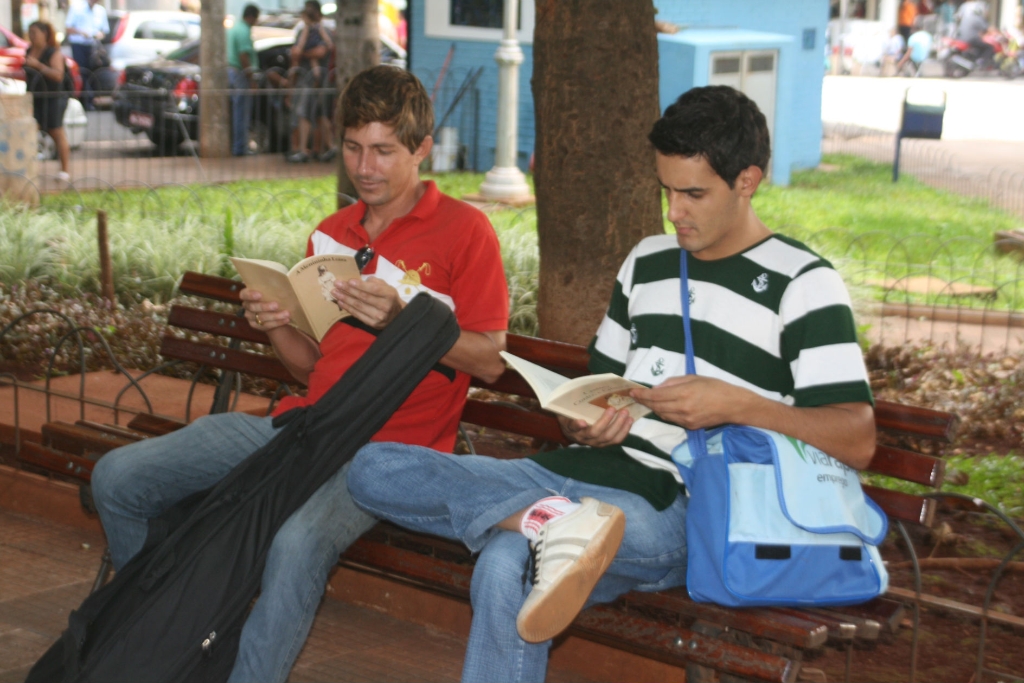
[
  {"x1": 347, "y1": 85, "x2": 874, "y2": 683},
  {"x1": 549, "y1": 85, "x2": 876, "y2": 512}
]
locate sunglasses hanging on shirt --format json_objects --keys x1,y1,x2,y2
[{"x1": 355, "y1": 246, "x2": 375, "y2": 272}]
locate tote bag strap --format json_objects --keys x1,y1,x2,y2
[{"x1": 679, "y1": 250, "x2": 709, "y2": 459}]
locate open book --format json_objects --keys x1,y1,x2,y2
[
  {"x1": 499, "y1": 351, "x2": 652, "y2": 424},
  {"x1": 230, "y1": 254, "x2": 361, "y2": 342}
]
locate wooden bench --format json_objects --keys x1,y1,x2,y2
[{"x1": 12, "y1": 271, "x2": 962, "y2": 682}]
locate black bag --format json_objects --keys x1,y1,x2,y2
[
  {"x1": 88, "y1": 40, "x2": 110, "y2": 70},
  {"x1": 27, "y1": 294, "x2": 461, "y2": 683}
]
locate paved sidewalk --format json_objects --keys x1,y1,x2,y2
[
  {"x1": 0, "y1": 510, "x2": 473, "y2": 683},
  {"x1": 0, "y1": 508, "x2": 598, "y2": 683}
]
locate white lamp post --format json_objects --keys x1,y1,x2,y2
[{"x1": 479, "y1": 0, "x2": 531, "y2": 201}]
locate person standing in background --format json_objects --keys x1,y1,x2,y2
[
  {"x1": 287, "y1": 0, "x2": 336, "y2": 163},
  {"x1": 898, "y1": 0, "x2": 919, "y2": 42},
  {"x1": 65, "y1": 0, "x2": 108, "y2": 111},
  {"x1": 227, "y1": 4, "x2": 261, "y2": 156},
  {"x1": 24, "y1": 21, "x2": 71, "y2": 182}
]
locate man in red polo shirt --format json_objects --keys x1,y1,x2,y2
[{"x1": 91, "y1": 66, "x2": 508, "y2": 683}]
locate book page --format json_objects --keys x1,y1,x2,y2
[
  {"x1": 547, "y1": 374, "x2": 652, "y2": 424},
  {"x1": 230, "y1": 257, "x2": 314, "y2": 339},
  {"x1": 498, "y1": 351, "x2": 569, "y2": 404},
  {"x1": 287, "y1": 254, "x2": 361, "y2": 341}
]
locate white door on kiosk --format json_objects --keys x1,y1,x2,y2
[{"x1": 709, "y1": 50, "x2": 778, "y2": 150}]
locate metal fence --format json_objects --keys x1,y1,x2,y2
[
  {"x1": 821, "y1": 123, "x2": 1024, "y2": 354},
  {"x1": 3, "y1": 63, "x2": 484, "y2": 197}
]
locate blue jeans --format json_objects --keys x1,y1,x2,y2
[
  {"x1": 90, "y1": 412, "x2": 377, "y2": 683},
  {"x1": 347, "y1": 445, "x2": 689, "y2": 683},
  {"x1": 228, "y1": 67, "x2": 252, "y2": 156},
  {"x1": 70, "y1": 43, "x2": 94, "y2": 108}
]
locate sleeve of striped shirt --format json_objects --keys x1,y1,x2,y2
[
  {"x1": 779, "y1": 264, "x2": 874, "y2": 408},
  {"x1": 587, "y1": 246, "x2": 639, "y2": 376}
]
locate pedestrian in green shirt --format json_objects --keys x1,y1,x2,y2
[{"x1": 227, "y1": 4, "x2": 260, "y2": 156}]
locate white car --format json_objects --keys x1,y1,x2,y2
[{"x1": 104, "y1": 10, "x2": 201, "y2": 73}]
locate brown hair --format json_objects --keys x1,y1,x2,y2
[
  {"x1": 28, "y1": 21, "x2": 58, "y2": 49},
  {"x1": 339, "y1": 66, "x2": 434, "y2": 153}
]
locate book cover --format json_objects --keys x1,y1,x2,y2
[{"x1": 230, "y1": 254, "x2": 361, "y2": 341}]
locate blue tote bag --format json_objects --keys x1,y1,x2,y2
[{"x1": 670, "y1": 251, "x2": 888, "y2": 607}]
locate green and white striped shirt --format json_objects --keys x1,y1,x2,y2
[{"x1": 584, "y1": 233, "x2": 873, "y2": 485}]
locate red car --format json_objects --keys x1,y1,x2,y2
[{"x1": 0, "y1": 24, "x2": 82, "y2": 94}]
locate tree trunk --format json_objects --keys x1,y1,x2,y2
[
  {"x1": 334, "y1": 0, "x2": 380, "y2": 207},
  {"x1": 199, "y1": 0, "x2": 230, "y2": 158},
  {"x1": 533, "y1": 0, "x2": 663, "y2": 344},
  {"x1": 11, "y1": 0, "x2": 23, "y2": 38}
]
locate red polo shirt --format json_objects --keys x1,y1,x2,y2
[{"x1": 272, "y1": 182, "x2": 509, "y2": 453}]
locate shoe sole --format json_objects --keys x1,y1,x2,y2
[{"x1": 515, "y1": 501, "x2": 626, "y2": 643}]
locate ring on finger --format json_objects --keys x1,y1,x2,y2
[{"x1": 255, "y1": 313, "x2": 263, "y2": 326}]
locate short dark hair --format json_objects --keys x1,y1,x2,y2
[
  {"x1": 648, "y1": 85, "x2": 771, "y2": 188},
  {"x1": 304, "y1": 0, "x2": 322, "y2": 19},
  {"x1": 242, "y1": 4, "x2": 259, "y2": 20},
  {"x1": 340, "y1": 66, "x2": 434, "y2": 153}
]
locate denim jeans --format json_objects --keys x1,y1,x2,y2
[
  {"x1": 228, "y1": 67, "x2": 252, "y2": 156},
  {"x1": 347, "y1": 444, "x2": 689, "y2": 683},
  {"x1": 90, "y1": 412, "x2": 377, "y2": 683},
  {"x1": 70, "y1": 43, "x2": 94, "y2": 108}
]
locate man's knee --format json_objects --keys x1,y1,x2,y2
[
  {"x1": 347, "y1": 442, "x2": 422, "y2": 504},
  {"x1": 91, "y1": 442, "x2": 144, "y2": 510}
]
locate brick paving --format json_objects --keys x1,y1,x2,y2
[{"x1": 0, "y1": 510, "x2": 594, "y2": 683}]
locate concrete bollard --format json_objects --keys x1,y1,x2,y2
[{"x1": 0, "y1": 93, "x2": 40, "y2": 206}]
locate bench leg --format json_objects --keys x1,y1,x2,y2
[{"x1": 91, "y1": 547, "x2": 113, "y2": 594}]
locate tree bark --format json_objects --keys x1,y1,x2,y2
[
  {"x1": 532, "y1": 0, "x2": 663, "y2": 345},
  {"x1": 334, "y1": 0, "x2": 379, "y2": 207},
  {"x1": 199, "y1": 0, "x2": 230, "y2": 158},
  {"x1": 11, "y1": 0, "x2": 23, "y2": 38}
]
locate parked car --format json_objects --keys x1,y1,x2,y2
[
  {"x1": 1, "y1": 23, "x2": 83, "y2": 94},
  {"x1": 103, "y1": 10, "x2": 201, "y2": 73},
  {"x1": 112, "y1": 27, "x2": 295, "y2": 154}
]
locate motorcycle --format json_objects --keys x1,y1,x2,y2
[{"x1": 939, "y1": 32, "x2": 1022, "y2": 79}]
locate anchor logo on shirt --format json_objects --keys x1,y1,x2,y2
[
  {"x1": 752, "y1": 273, "x2": 769, "y2": 293},
  {"x1": 651, "y1": 358, "x2": 666, "y2": 376}
]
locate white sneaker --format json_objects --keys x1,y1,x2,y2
[
  {"x1": 56, "y1": 171, "x2": 71, "y2": 183},
  {"x1": 515, "y1": 497, "x2": 625, "y2": 643}
]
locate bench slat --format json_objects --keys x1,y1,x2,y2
[
  {"x1": 832, "y1": 598, "x2": 905, "y2": 636},
  {"x1": 866, "y1": 445, "x2": 946, "y2": 488},
  {"x1": 506, "y1": 334, "x2": 590, "y2": 377},
  {"x1": 42, "y1": 422, "x2": 137, "y2": 458},
  {"x1": 75, "y1": 420, "x2": 149, "y2": 442},
  {"x1": 863, "y1": 485, "x2": 936, "y2": 527},
  {"x1": 159, "y1": 336, "x2": 297, "y2": 385},
  {"x1": 873, "y1": 400, "x2": 959, "y2": 443},
  {"x1": 623, "y1": 591, "x2": 829, "y2": 649},
  {"x1": 460, "y1": 400, "x2": 569, "y2": 447},
  {"x1": 126, "y1": 413, "x2": 188, "y2": 436},
  {"x1": 178, "y1": 272, "x2": 245, "y2": 305},
  {"x1": 167, "y1": 306, "x2": 270, "y2": 345},
  {"x1": 573, "y1": 606, "x2": 799, "y2": 683},
  {"x1": 807, "y1": 608, "x2": 881, "y2": 640},
  {"x1": 19, "y1": 442, "x2": 95, "y2": 482}
]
